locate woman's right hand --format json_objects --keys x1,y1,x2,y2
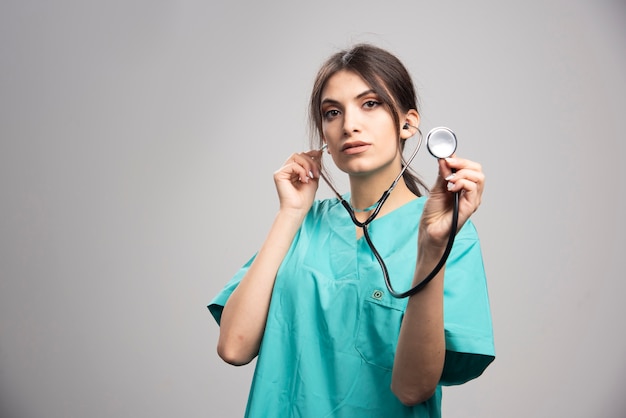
[{"x1": 273, "y1": 150, "x2": 323, "y2": 214}]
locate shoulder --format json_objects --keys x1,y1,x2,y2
[
  {"x1": 310, "y1": 197, "x2": 344, "y2": 213},
  {"x1": 304, "y1": 197, "x2": 345, "y2": 223}
]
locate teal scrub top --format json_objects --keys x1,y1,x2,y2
[{"x1": 209, "y1": 196, "x2": 495, "y2": 418}]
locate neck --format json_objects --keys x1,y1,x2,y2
[{"x1": 349, "y1": 170, "x2": 416, "y2": 217}]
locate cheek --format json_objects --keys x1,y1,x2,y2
[
  {"x1": 376, "y1": 124, "x2": 399, "y2": 146},
  {"x1": 322, "y1": 125, "x2": 341, "y2": 146},
  {"x1": 380, "y1": 122, "x2": 399, "y2": 141}
]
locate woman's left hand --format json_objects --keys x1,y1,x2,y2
[{"x1": 420, "y1": 156, "x2": 485, "y2": 247}]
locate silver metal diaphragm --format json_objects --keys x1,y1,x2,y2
[{"x1": 426, "y1": 127, "x2": 457, "y2": 159}]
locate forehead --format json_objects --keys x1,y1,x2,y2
[{"x1": 321, "y1": 70, "x2": 372, "y2": 99}]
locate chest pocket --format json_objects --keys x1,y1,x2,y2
[{"x1": 355, "y1": 289, "x2": 406, "y2": 370}]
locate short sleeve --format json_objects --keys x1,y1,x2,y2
[
  {"x1": 208, "y1": 254, "x2": 256, "y2": 325},
  {"x1": 440, "y1": 220, "x2": 495, "y2": 386}
]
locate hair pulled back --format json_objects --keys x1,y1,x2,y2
[{"x1": 309, "y1": 43, "x2": 427, "y2": 197}]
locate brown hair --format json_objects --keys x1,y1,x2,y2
[{"x1": 309, "y1": 43, "x2": 428, "y2": 197}]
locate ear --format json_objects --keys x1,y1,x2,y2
[{"x1": 400, "y1": 109, "x2": 420, "y2": 140}]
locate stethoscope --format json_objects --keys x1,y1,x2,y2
[{"x1": 319, "y1": 127, "x2": 459, "y2": 298}]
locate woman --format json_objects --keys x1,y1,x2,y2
[{"x1": 209, "y1": 43, "x2": 495, "y2": 417}]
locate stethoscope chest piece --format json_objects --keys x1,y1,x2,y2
[{"x1": 426, "y1": 127, "x2": 457, "y2": 159}]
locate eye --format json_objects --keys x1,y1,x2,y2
[
  {"x1": 323, "y1": 109, "x2": 340, "y2": 120},
  {"x1": 363, "y1": 100, "x2": 381, "y2": 109}
]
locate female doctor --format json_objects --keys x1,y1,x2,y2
[{"x1": 209, "y1": 43, "x2": 495, "y2": 417}]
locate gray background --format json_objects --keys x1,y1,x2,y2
[{"x1": 1, "y1": 1, "x2": 625, "y2": 417}]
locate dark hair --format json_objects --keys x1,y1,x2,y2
[{"x1": 309, "y1": 43, "x2": 428, "y2": 197}]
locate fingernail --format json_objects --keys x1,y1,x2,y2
[
  {"x1": 447, "y1": 181, "x2": 454, "y2": 190},
  {"x1": 445, "y1": 173, "x2": 455, "y2": 181},
  {"x1": 445, "y1": 157, "x2": 456, "y2": 163},
  {"x1": 308, "y1": 170, "x2": 314, "y2": 179}
]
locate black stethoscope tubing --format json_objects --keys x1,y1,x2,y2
[
  {"x1": 338, "y1": 179, "x2": 459, "y2": 299},
  {"x1": 320, "y1": 127, "x2": 460, "y2": 298}
]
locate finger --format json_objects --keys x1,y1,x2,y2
[
  {"x1": 441, "y1": 157, "x2": 484, "y2": 188},
  {"x1": 447, "y1": 176, "x2": 480, "y2": 194},
  {"x1": 437, "y1": 158, "x2": 454, "y2": 183},
  {"x1": 457, "y1": 179, "x2": 483, "y2": 216},
  {"x1": 446, "y1": 171, "x2": 486, "y2": 201},
  {"x1": 292, "y1": 153, "x2": 322, "y2": 183},
  {"x1": 297, "y1": 151, "x2": 323, "y2": 179},
  {"x1": 443, "y1": 156, "x2": 483, "y2": 173},
  {"x1": 435, "y1": 158, "x2": 460, "y2": 193},
  {"x1": 278, "y1": 155, "x2": 311, "y2": 184},
  {"x1": 445, "y1": 169, "x2": 485, "y2": 191}
]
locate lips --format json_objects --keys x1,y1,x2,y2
[{"x1": 341, "y1": 141, "x2": 371, "y2": 154}]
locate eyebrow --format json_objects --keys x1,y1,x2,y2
[{"x1": 321, "y1": 89, "x2": 377, "y2": 106}]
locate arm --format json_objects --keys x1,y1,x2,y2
[
  {"x1": 391, "y1": 156, "x2": 485, "y2": 405},
  {"x1": 216, "y1": 150, "x2": 323, "y2": 366}
]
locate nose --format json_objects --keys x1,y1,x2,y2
[{"x1": 342, "y1": 108, "x2": 361, "y2": 136}]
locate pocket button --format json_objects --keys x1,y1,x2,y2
[{"x1": 371, "y1": 289, "x2": 384, "y2": 300}]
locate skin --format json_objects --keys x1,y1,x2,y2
[{"x1": 217, "y1": 69, "x2": 485, "y2": 406}]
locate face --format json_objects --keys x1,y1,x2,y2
[{"x1": 320, "y1": 70, "x2": 404, "y2": 179}]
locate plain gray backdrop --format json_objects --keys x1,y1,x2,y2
[{"x1": 1, "y1": 1, "x2": 625, "y2": 417}]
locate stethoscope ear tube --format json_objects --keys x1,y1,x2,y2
[
  {"x1": 368, "y1": 126, "x2": 460, "y2": 297},
  {"x1": 329, "y1": 126, "x2": 460, "y2": 298},
  {"x1": 374, "y1": 127, "x2": 460, "y2": 297}
]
